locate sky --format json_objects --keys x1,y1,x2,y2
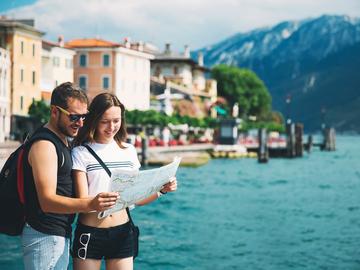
[{"x1": 1, "y1": 0, "x2": 360, "y2": 51}]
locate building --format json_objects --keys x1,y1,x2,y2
[
  {"x1": 0, "y1": 47, "x2": 11, "y2": 142},
  {"x1": 0, "y1": 18, "x2": 43, "y2": 117},
  {"x1": 150, "y1": 44, "x2": 217, "y2": 117},
  {"x1": 41, "y1": 37, "x2": 75, "y2": 102},
  {"x1": 65, "y1": 38, "x2": 154, "y2": 110}
]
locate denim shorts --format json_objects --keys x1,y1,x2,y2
[
  {"x1": 21, "y1": 223, "x2": 70, "y2": 270},
  {"x1": 72, "y1": 221, "x2": 134, "y2": 260}
]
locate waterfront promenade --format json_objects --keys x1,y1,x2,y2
[
  {"x1": 0, "y1": 141, "x2": 213, "y2": 169},
  {"x1": 0, "y1": 141, "x2": 20, "y2": 168}
]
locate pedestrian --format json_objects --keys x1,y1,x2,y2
[
  {"x1": 71, "y1": 92, "x2": 177, "y2": 270},
  {"x1": 21, "y1": 82, "x2": 119, "y2": 270}
]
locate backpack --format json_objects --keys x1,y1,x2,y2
[
  {"x1": 0, "y1": 131, "x2": 64, "y2": 236},
  {"x1": 0, "y1": 140, "x2": 29, "y2": 236}
]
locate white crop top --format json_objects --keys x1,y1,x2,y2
[{"x1": 72, "y1": 140, "x2": 141, "y2": 196}]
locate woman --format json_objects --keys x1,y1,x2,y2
[{"x1": 71, "y1": 93, "x2": 177, "y2": 270}]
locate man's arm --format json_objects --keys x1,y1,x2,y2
[{"x1": 28, "y1": 140, "x2": 118, "y2": 214}]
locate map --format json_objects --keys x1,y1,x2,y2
[{"x1": 98, "y1": 157, "x2": 182, "y2": 218}]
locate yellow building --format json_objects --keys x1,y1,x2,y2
[{"x1": 0, "y1": 19, "x2": 44, "y2": 116}]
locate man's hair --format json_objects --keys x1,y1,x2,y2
[{"x1": 50, "y1": 82, "x2": 88, "y2": 109}]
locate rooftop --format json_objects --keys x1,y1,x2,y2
[
  {"x1": 65, "y1": 38, "x2": 121, "y2": 48},
  {"x1": 0, "y1": 18, "x2": 44, "y2": 36}
]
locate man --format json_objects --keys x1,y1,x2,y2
[{"x1": 21, "y1": 82, "x2": 119, "y2": 270}]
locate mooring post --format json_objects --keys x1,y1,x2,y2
[
  {"x1": 286, "y1": 123, "x2": 296, "y2": 158},
  {"x1": 258, "y1": 128, "x2": 269, "y2": 163},
  {"x1": 323, "y1": 127, "x2": 336, "y2": 151},
  {"x1": 295, "y1": 123, "x2": 304, "y2": 157},
  {"x1": 140, "y1": 129, "x2": 148, "y2": 166},
  {"x1": 306, "y1": 135, "x2": 313, "y2": 153},
  {"x1": 329, "y1": 128, "x2": 336, "y2": 151}
]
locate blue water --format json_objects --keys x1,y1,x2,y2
[{"x1": 1, "y1": 135, "x2": 360, "y2": 269}]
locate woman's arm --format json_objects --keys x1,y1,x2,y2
[
  {"x1": 73, "y1": 170, "x2": 89, "y2": 198},
  {"x1": 135, "y1": 177, "x2": 177, "y2": 206}
]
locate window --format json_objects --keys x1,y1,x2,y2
[
  {"x1": 2, "y1": 109, "x2": 5, "y2": 131},
  {"x1": 103, "y1": 76, "x2": 110, "y2": 90},
  {"x1": 79, "y1": 54, "x2": 87, "y2": 67},
  {"x1": 3, "y1": 71, "x2": 6, "y2": 96},
  {"x1": 32, "y1": 71, "x2": 36, "y2": 85},
  {"x1": 103, "y1": 54, "x2": 110, "y2": 67},
  {"x1": 20, "y1": 96, "x2": 24, "y2": 110},
  {"x1": 65, "y1": 59, "x2": 73, "y2": 68},
  {"x1": 32, "y1": 44, "x2": 35, "y2": 57},
  {"x1": 53, "y1": 57, "x2": 60, "y2": 67},
  {"x1": 20, "y1": 69, "x2": 24, "y2": 82},
  {"x1": 79, "y1": 76, "x2": 87, "y2": 90},
  {"x1": 21, "y1": 41, "x2": 24, "y2": 55}
]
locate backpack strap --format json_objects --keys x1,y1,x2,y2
[
  {"x1": 17, "y1": 147, "x2": 26, "y2": 205},
  {"x1": 83, "y1": 144, "x2": 135, "y2": 223}
]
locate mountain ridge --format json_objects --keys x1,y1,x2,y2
[{"x1": 197, "y1": 14, "x2": 360, "y2": 132}]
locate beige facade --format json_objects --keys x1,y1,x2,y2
[
  {"x1": 41, "y1": 40, "x2": 75, "y2": 102},
  {"x1": 115, "y1": 47, "x2": 153, "y2": 110},
  {"x1": 0, "y1": 19, "x2": 43, "y2": 116},
  {"x1": 0, "y1": 47, "x2": 11, "y2": 142}
]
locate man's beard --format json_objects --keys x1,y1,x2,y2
[{"x1": 56, "y1": 115, "x2": 75, "y2": 138}]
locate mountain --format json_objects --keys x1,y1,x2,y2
[{"x1": 197, "y1": 15, "x2": 360, "y2": 132}]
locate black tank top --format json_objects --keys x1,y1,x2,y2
[{"x1": 23, "y1": 127, "x2": 75, "y2": 238}]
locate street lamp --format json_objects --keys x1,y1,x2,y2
[
  {"x1": 286, "y1": 94, "x2": 292, "y2": 124},
  {"x1": 321, "y1": 106, "x2": 326, "y2": 130}
]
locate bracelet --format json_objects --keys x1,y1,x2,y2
[{"x1": 157, "y1": 190, "x2": 167, "y2": 198}]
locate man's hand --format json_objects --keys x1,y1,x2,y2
[
  {"x1": 161, "y1": 177, "x2": 177, "y2": 194},
  {"x1": 89, "y1": 192, "x2": 119, "y2": 212}
]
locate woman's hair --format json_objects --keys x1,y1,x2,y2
[{"x1": 74, "y1": 93, "x2": 127, "y2": 148}]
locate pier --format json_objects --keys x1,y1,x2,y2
[{"x1": 138, "y1": 143, "x2": 213, "y2": 167}]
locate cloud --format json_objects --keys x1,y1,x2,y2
[{"x1": 6, "y1": 0, "x2": 360, "y2": 50}]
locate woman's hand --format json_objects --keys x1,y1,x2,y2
[{"x1": 160, "y1": 177, "x2": 177, "y2": 194}]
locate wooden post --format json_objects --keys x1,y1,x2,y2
[
  {"x1": 286, "y1": 123, "x2": 296, "y2": 158},
  {"x1": 329, "y1": 128, "x2": 336, "y2": 151},
  {"x1": 295, "y1": 123, "x2": 303, "y2": 157},
  {"x1": 323, "y1": 127, "x2": 336, "y2": 151},
  {"x1": 306, "y1": 135, "x2": 313, "y2": 153},
  {"x1": 140, "y1": 129, "x2": 148, "y2": 166},
  {"x1": 258, "y1": 128, "x2": 269, "y2": 163}
]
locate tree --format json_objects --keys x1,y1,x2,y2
[
  {"x1": 28, "y1": 99, "x2": 50, "y2": 124},
  {"x1": 211, "y1": 64, "x2": 272, "y2": 119}
]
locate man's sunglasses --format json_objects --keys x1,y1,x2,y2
[{"x1": 56, "y1": 106, "x2": 88, "y2": 122}]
